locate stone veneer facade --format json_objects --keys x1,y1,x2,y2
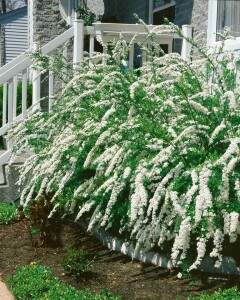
[
  {"x1": 32, "y1": 0, "x2": 104, "y2": 46},
  {"x1": 32, "y1": 0, "x2": 68, "y2": 45}
]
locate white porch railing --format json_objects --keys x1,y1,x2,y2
[{"x1": 0, "y1": 21, "x2": 192, "y2": 166}]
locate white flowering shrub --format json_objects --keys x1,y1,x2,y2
[{"x1": 7, "y1": 24, "x2": 240, "y2": 271}]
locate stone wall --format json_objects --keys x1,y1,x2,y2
[
  {"x1": 88, "y1": 0, "x2": 104, "y2": 17},
  {"x1": 191, "y1": 0, "x2": 209, "y2": 41},
  {"x1": 32, "y1": 0, "x2": 67, "y2": 45}
]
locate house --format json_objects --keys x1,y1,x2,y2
[
  {"x1": 103, "y1": 0, "x2": 240, "y2": 46},
  {"x1": 0, "y1": 6, "x2": 28, "y2": 66},
  {"x1": 0, "y1": 0, "x2": 239, "y2": 67}
]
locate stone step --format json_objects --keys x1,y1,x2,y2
[
  {"x1": 0, "y1": 151, "x2": 31, "y2": 203},
  {"x1": 0, "y1": 151, "x2": 7, "y2": 185}
]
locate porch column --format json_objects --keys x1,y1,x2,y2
[{"x1": 207, "y1": 0, "x2": 218, "y2": 45}]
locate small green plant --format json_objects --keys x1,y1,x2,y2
[
  {"x1": 0, "y1": 203, "x2": 17, "y2": 224},
  {"x1": 27, "y1": 192, "x2": 62, "y2": 247},
  {"x1": 186, "y1": 287, "x2": 240, "y2": 299},
  {"x1": 76, "y1": 6, "x2": 100, "y2": 26},
  {"x1": 7, "y1": 261, "x2": 121, "y2": 300},
  {"x1": 62, "y1": 246, "x2": 94, "y2": 278}
]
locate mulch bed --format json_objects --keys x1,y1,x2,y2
[{"x1": 0, "y1": 220, "x2": 239, "y2": 300}]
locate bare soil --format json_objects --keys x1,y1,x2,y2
[{"x1": 0, "y1": 220, "x2": 239, "y2": 300}]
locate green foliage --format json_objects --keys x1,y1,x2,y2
[
  {"x1": 0, "y1": 82, "x2": 32, "y2": 126},
  {"x1": 75, "y1": 6, "x2": 101, "y2": 26},
  {"x1": 62, "y1": 246, "x2": 94, "y2": 278},
  {"x1": 8, "y1": 24, "x2": 240, "y2": 272},
  {"x1": 0, "y1": 82, "x2": 32, "y2": 149},
  {"x1": 0, "y1": 203, "x2": 17, "y2": 224},
  {"x1": 28, "y1": 193, "x2": 62, "y2": 247},
  {"x1": 187, "y1": 287, "x2": 240, "y2": 300},
  {"x1": 7, "y1": 261, "x2": 121, "y2": 300}
]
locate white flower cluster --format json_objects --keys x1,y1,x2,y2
[{"x1": 7, "y1": 22, "x2": 240, "y2": 273}]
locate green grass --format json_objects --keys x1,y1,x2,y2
[
  {"x1": 0, "y1": 203, "x2": 17, "y2": 224},
  {"x1": 7, "y1": 261, "x2": 121, "y2": 300},
  {"x1": 183, "y1": 287, "x2": 240, "y2": 300}
]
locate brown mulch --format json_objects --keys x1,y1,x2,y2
[{"x1": 0, "y1": 220, "x2": 239, "y2": 300}]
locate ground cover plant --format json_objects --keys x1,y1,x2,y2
[
  {"x1": 62, "y1": 246, "x2": 95, "y2": 278},
  {"x1": 7, "y1": 261, "x2": 121, "y2": 300},
  {"x1": 186, "y1": 286, "x2": 240, "y2": 300},
  {"x1": 0, "y1": 203, "x2": 17, "y2": 224},
  {"x1": 6, "y1": 22, "x2": 240, "y2": 274}
]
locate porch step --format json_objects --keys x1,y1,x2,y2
[
  {"x1": 0, "y1": 151, "x2": 7, "y2": 185},
  {"x1": 0, "y1": 151, "x2": 30, "y2": 203}
]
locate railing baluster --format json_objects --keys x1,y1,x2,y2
[
  {"x1": 32, "y1": 43, "x2": 41, "y2": 110},
  {"x1": 129, "y1": 44, "x2": 134, "y2": 68},
  {"x1": 2, "y1": 82, "x2": 7, "y2": 126},
  {"x1": 8, "y1": 79, "x2": 13, "y2": 126},
  {"x1": 168, "y1": 39, "x2": 173, "y2": 53},
  {"x1": 49, "y1": 69, "x2": 54, "y2": 111},
  {"x1": 103, "y1": 44, "x2": 107, "y2": 65},
  {"x1": 22, "y1": 69, "x2": 27, "y2": 119},
  {"x1": 142, "y1": 42, "x2": 147, "y2": 65},
  {"x1": 7, "y1": 78, "x2": 13, "y2": 149},
  {"x1": 13, "y1": 75, "x2": 18, "y2": 119},
  {"x1": 89, "y1": 34, "x2": 94, "y2": 57},
  {"x1": 62, "y1": 47, "x2": 67, "y2": 87}
]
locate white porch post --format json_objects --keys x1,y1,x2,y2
[
  {"x1": 32, "y1": 43, "x2": 41, "y2": 109},
  {"x1": 28, "y1": 0, "x2": 34, "y2": 49},
  {"x1": 73, "y1": 19, "x2": 84, "y2": 67},
  {"x1": 181, "y1": 25, "x2": 193, "y2": 61},
  {"x1": 7, "y1": 79, "x2": 13, "y2": 149},
  {"x1": 207, "y1": 0, "x2": 218, "y2": 45}
]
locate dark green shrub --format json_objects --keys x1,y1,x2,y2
[
  {"x1": 27, "y1": 193, "x2": 62, "y2": 247},
  {"x1": 62, "y1": 246, "x2": 94, "y2": 278}
]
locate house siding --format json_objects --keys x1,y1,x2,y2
[
  {"x1": 5, "y1": 17, "x2": 28, "y2": 64},
  {"x1": 0, "y1": 7, "x2": 28, "y2": 66},
  {"x1": 104, "y1": 0, "x2": 208, "y2": 39}
]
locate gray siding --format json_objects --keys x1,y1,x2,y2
[
  {"x1": 5, "y1": 16, "x2": 28, "y2": 64},
  {"x1": 104, "y1": 0, "x2": 209, "y2": 39},
  {"x1": 0, "y1": 7, "x2": 28, "y2": 66}
]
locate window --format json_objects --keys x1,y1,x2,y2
[
  {"x1": 152, "y1": 0, "x2": 175, "y2": 25},
  {"x1": 217, "y1": 0, "x2": 240, "y2": 39},
  {"x1": 151, "y1": 0, "x2": 175, "y2": 53},
  {"x1": 207, "y1": 0, "x2": 240, "y2": 44},
  {"x1": 59, "y1": 0, "x2": 79, "y2": 25}
]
